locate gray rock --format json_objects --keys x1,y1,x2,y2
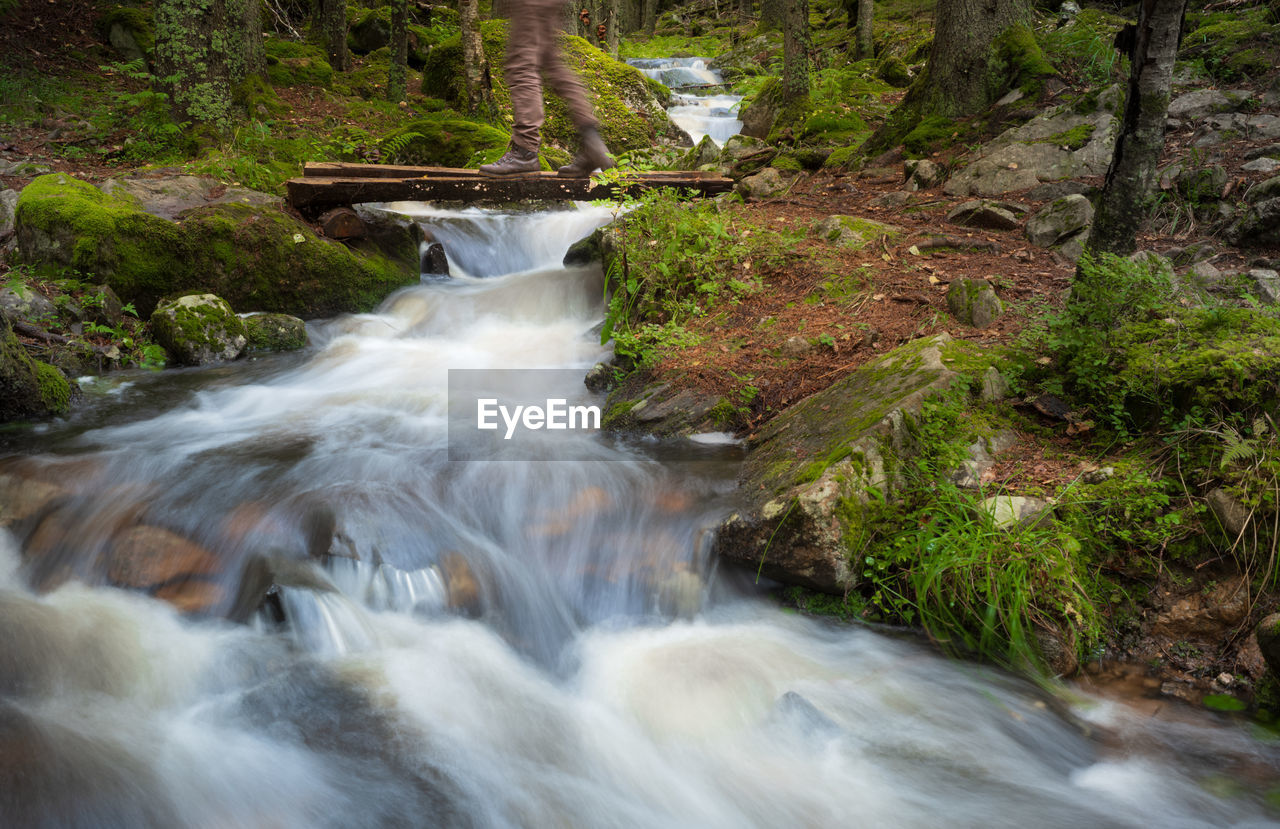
[
  {"x1": 944, "y1": 91, "x2": 1120, "y2": 197},
  {"x1": 0, "y1": 285, "x2": 57, "y2": 323},
  {"x1": 1247, "y1": 176, "x2": 1280, "y2": 204},
  {"x1": 240, "y1": 312, "x2": 308, "y2": 352},
  {"x1": 1055, "y1": 232, "x2": 1087, "y2": 264},
  {"x1": 583, "y1": 362, "x2": 615, "y2": 393},
  {"x1": 1028, "y1": 180, "x2": 1092, "y2": 202},
  {"x1": 713, "y1": 334, "x2": 966, "y2": 594},
  {"x1": 84, "y1": 284, "x2": 124, "y2": 327},
  {"x1": 1082, "y1": 466, "x2": 1114, "y2": 484},
  {"x1": 810, "y1": 215, "x2": 901, "y2": 249},
  {"x1": 1248, "y1": 114, "x2": 1280, "y2": 141},
  {"x1": 1258, "y1": 613, "x2": 1280, "y2": 677},
  {"x1": 781, "y1": 335, "x2": 812, "y2": 357},
  {"x1": 869, "y1": 191, "x2": 912, "y2": 209},
  {"x1": 981, "y1": 366, "x2": 1010, "y2": 402},
  {"x1": 150, "y1": 294, "x2": 247, "y2": 366},
  {"x1": 1243, "y1": 158, "x2": 1280, "y2": 174},
  {"x1": 1167, "y1": 88, "x2": 1251, "y2": 120},
  {"x1": 99, "y1": 175, "x2": 281, "y2": 221},
  {"x1": 1226, "y1": 197, "x2": 1280, "y2": 247},
  {"x1": 1026, "y1": 194, "x2": 1094, "y2": 247},
  {"x1": 0, "y1": 159, "x2": 52, "y2": 177},
  {"x1": 952, "y1": 429, "x2": 1017, "y2": 488},
  {"x1": 1191, "y1": 130, "x2": 1225, "y2": 149},
  {"x1": 1249, "y1": 269, "x2": 1280, "y2": 304},
  {"x1": 946, "y1": 200, "x2": 1021, "y2": 230},
  {"x1": 1175, "y1": 165, "x2": 1227, "y2": 201},
  {"x1": 946, "y1": 278, "x2": 1003, "y2": 328},
  {"x1": 1245, "y1": 144, "x2": 1280, "y2": 161},
  {"x1": 1207, "y1": 487, "x2": 1251, "y2": 537},
  {"x1": 602, "y1": 381, "x2": 731, "y2": 437},
  {"x1": 904, "y1": 159, "x2": 945, "y2": 190},
  {"x1": 0, "y1": 189, "x2": 17, "y2": 239},
  {"x1": 980, "y1": 495, "x2": 1053, "y2": 530},
  {"x1": 680, "y1": 135, "x2": 720, "y2": 171},
  {"x1": 1187, "y1": 259, "x2": 1224, "y2": 288},
  {"x1": 735, "y1": 167, "x2": 791, "y2": 201}
]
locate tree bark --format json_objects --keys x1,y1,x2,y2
[
  {"x1": 387, "y1": 0, "x2": 408, "y2": 102},
  {"x1": 738, "y1": 0, "x2": 752, "y2": 18},
  {"x1": 762, "y1": 0, "x2": 784, "y2": 29},
  {"x1": 642, "y1": 0, "x2": 658, "y2": 35},
  {"x1": 782, "y1": 0, "x2": 810, "y2": 102},
  {"x1": 920, "y1": 0, "x2": 1027, "y2": 118},
  {"x1": 154, "y1": 0, "x2": 264, "y2": 131},
  {"x1": 491, "y1": 0, "x2": 512, "y2": 18},
  {"x1": 1087, "y1": 0, "x2": 1188, "y2": 255},
  {"x1": 855, "y1": 0, "x2": 874, "y2": 59},
  {"x1": 459, "y1": 0, "x2": 495, "y2": 116},
  {"x1": 606, "y1": 0, "x2": 620, "y2": 54},
  {"x1": 317, "y1": 0, "x2": 350, "y2": 72}
]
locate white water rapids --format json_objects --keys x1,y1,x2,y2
[{"x1": 1, "y1": 204, "x2": 1277, "y2": 827}]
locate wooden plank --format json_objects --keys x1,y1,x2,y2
[
  {"x1": 301, "y1": 161, "x2": 731, "y2": 182},
  {"x1": 286, "y1": 171, "x2": 734, "y2": 213}
]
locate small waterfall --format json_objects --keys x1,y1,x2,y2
[{"x1": 628, "y1": 57, "x2": 743, "y2": 147}]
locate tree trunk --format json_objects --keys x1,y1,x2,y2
[
  {"x1": 154, "y1": 0, "x2": 264, "y2": 131},
  {"x1": 606, "y1": 0, "x2": 620, "y2": 54},
  {"x1": 642, "y1": 0, "x2": 657, "y2": 35},
  {"x1": 782, "y1": 0, "x2": 810, "y2": 102},
  {"x1": 491, "y1": 0, "x2": 512, "y2": 18},
  {"x1": 387, "y1": 0, "x2": 408, "y2": 102},
  {"x1": 1087, "y1": 0, "x2": 1187, "y2": 256},
  {"x1": 317, "y1": 0, "x2": 350, "y2": 72},
  {"x1": 459, "y1": 0, "x2": 494, "y2": 116},
  {"x1": 920, "y1": 0, "x2": 1027, "y2": 118},
  {"x1": 855, "y1": 0, "x2": 874, "y2": 59},
  {"x1": 761, "y1": 0, "x2": 784, "y2": 29},
  {"x1": 739, "y1": 0, "x2": 751, "y2": 18}
]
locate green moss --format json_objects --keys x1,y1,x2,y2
[
  {"x1": 1181, "y1": 8, "x2": 1275, "y2": 82},
  {"x1": 823, "y1": 145, "x2": 862, "y2": 170},
  {"x1": 1038, "y1": 123, "x2": 1095, "y2": 150},
  {"x1": 379, "y1": 112, "x2": 510, "y2": 168},
  {"x1": 97, "y1": 6, "x2": 155, "y2": 56},
  {"x1": 901, "y1": 115, "x2": 959, "y2": 157},
  {"x1": 989, "y1": 23, "x2": 1056, "y2": 99},
  {"x1": 771, "y1": 154, "x2": 803, "y2": 173},
  {"x1": 242, "y1": 313, "x2": 309, "y2": 352},
  {"x1": 16, "y1": 174, "x2": 416, "y2": 318},
  {"x1": 0, "y1": 315, "x2": 70, "y2": 421},
  {"x1": 876, "y1": 56, "x2": 912, "y2": 88},
  {"x1": 33, "y1": 361, "x2": 71, "y2": 413},
  {"x1": 265, "y1": 38, "x2": 334, "y2": 88}
]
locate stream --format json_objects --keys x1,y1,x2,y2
[
  {"x1": 1, "y1": 204, "x2": 1278, "y2": 827},
  {"x1": 628, "y1": 57, "x2": 743, "y2": 147}
]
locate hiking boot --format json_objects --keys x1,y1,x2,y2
[
  {"x1": 478, "y1": 145, "x2": 540, "y2": 176},
  {"x1": 557, "y1": 127, "x2": 615, "y2": 177}
]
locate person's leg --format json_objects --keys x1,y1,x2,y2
[
  {"x1": 479, "y1": 0, "x2": 542, "y2": 175},
  {"x1": 536, "y1": 1, "x2": 614, "y2": 176}
]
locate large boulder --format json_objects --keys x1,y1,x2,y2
[
  {"x1": 1026, "y1": 194, "x2": 1094, "y2": 248},
  {"x1": 150, "y1": 294, "x2": 247, "y2": 366},
  {"x1": 99, "y1": 174, "x2": 279, "y2": 221},
  {"x1": 947, "y1": 278, "x2": 1003, "y2": 328},
  {"x1": 241, "y1": 312, "x2": 308, "y2": 352},
  {"x1": 712, "y1": 334, "x2": 965, "y2": 593},
  {"x1": 944, "y1": 87, "x2": 1121, "y2": 197},
  {"x1": 0, "y1": 315, "x2": 71, "y2": 422},
  {"x1": 15, "y1": 174, "x2": 417, "y2": 317}
]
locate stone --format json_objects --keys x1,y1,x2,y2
[
  {"x1": 1187, "y1": 259, "x2": 1224, "y2": 288},
  {"x1": 736, "y1": 167, "x2": 791, "y2": 201},
  {"x1": 946, "y1": 200, "x2": 1021, "y2": 231},
  {"x1": 1243, "y1": 158, "x2": 1280, "y2": 174},
  {"x1": 241, "y1": 312, "x2": 308, "y2": 352},
  {"x1": 904, "y1": 159, "x2": 944, "y2": 190},
  {"x1": 1191, "y1": 130, "x2": 1225, "y2": 149},
  {"x1": 1207, "y1": 487, "x2": 1251, "y2": 537},
  {"x1": 1035, "y1": 625, "x2": 1078, "y2": 677},
  {"x1": 1258, "y1": 613, "x2": 1280, "y2": 677},
  {"x1": 1167, "y1": 88, "x2": 1251, "y2": 120},
  {"x1": 946, "y1": 278, "x2": 1003, "y2": 328},
  {"x1": 810, "y1": 215, "x2": 901, "y2": 249},
  {"x1": 1082, "y1": 466, "x2": 1114, "y2": 484},
  {"x1": 713, "y1": 334, "x2": 966, "y2": 593},
  {"x1": 1227, "y1": 197, "x2": 1280, "y2": 247},
  {"x1": 1247, "y1": 176, "x2": 1280, "y2": 204},
  {"x1": 0, "y1": 189, "x2": 17, "y2": 240},
  {"x1": 979, "y1": 495, "x2": 1052, "y2": 530},
  {"x1": 1246, "y1": 143, "x2": 1280, "y2": 161},
  {"x1": 680, "y1": 135, "x2": 720, "y2": 170},
  {"x1": 1026, "y1": 194, "x2": 1094, "y2": 248},
  {"x1": 1248, "y1": 269, "x2": 1280, "y2": 304},
  {"x1": 0, "y1": 285, "x2": 57, "y2": 324},
  {"x1": 0, "y1": 159, "x2": 51, "y2": 176},
  {"x1": 0, "y1": 470, "x2": 65, "y2": 528},
  {"x1": 981, "y1": 366, "x2": 1010, "y2": 402},
  {"x1": 951, "y1": 429, "x2": 1017, "y2": 489},
  {"x1": 1027, "y1": 180, "x2": 1092, "y2": 202},
  {"x1": 99, "y1": 175, "x2": 280, "y2": 221},
  {"x1": 583, "y1": 361, "x2": 615, "y2": 393},
  {"x1": 1055, "y1": 233, "x2": 1086, "y2": 264},
  {"x1": 0, "y1": 315, "x2": 70, "y2": 422},
  {"x1": 1248, "y1": 114, "x2": 1280, "y2": 141},
  {"x1": 1152, "y1": 577, "x2": 1249, "y2": 640},
  {"x1": 150, "y1": 294, "x2": 247, "y2": 366},
  {"x1": 1174, "y1": 165, "x2": 1227, "y2": 201},
  {"x1": 602, "y1": 381, "x2": 732, "y2": 437},
  {"x1": 781, "y1": 335, "x2": 812, "y2": 356},
  {"x1": 943, "y1": 91, "x2": 1120, "y2": 196},
  {"x1": 869, "y1": 191, "x2": 912, "y2": 209}
]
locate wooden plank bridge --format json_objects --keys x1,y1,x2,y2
[{"x1": 285, "y1": 162, "x2": 734, "y2": 216}]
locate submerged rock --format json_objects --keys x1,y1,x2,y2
[
  {"x1": 150, "y1": 294, "x2": 247, "y2": 366},
  {"x1": 712, "y1": 334, "x2": 965, "y2": 594}
]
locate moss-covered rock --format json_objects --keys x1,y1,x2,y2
[
  {"x1": 241, "y1": 312, "x2": 308, "y2": 352},
  {"x1": 265, "y1": 38, "x2": 334, "y2": 88},
  {"x1": 0, "y1": 315, "x2": 71, "y2": 422},
  {"x1": 150, "y1": 294, "x2": 246, "y2": 366},
  {"x1": 738, "y1": 77, "x2": 784, "y2": 140},
  {"x1": 876, "y1": 56, "x2": 912, "y2": 88},
  {"x1": 15, "y1": 174, "x2": 417, "y2": 318},
  {"x1": 378, "y1": 113, "x2": 510, "y2": 168},
  {"x1": 420, "y1": 21, "x2": 678, "y2": 155},
  {"x1": 97, "y1": 5, "x2": 154, "y2": 63},
  {"x1": 712, "y1": 334, "x2": 967, "y2": 593},
  {"x1": 810, "y1": 215, "x2": 901, "y2": 249}
]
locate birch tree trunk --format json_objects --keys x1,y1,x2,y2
[{"x1": 856, "y1": 0, "x2": 874, "y2": 59}]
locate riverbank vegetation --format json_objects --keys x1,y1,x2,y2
[{"x1": 3, "y1": 0, "x2": 1280, "y2": 723}]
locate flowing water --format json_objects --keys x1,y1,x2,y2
[
  {"x1": 1, "y1": 204, "x2": 1279, "y2": 828},
  {"x1": 628, "y1": 57, "x2": 743, "y2": 147}
]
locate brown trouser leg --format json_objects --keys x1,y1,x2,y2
[{"x1": 506, "y1": 0, "x2": 600, "y2": 153}]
